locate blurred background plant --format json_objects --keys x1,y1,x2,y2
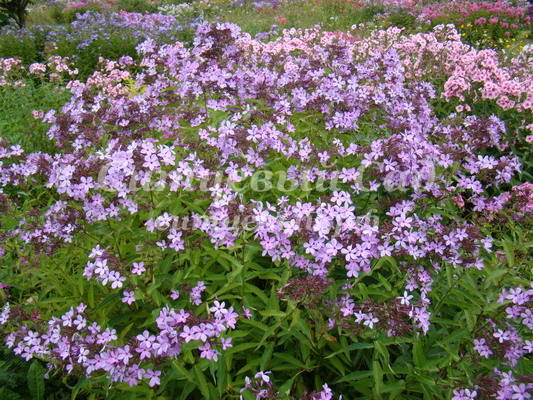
[{"x1": 0, "y1": 0, "x2": 34, "y2": 27}]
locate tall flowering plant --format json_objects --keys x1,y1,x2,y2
[{"x1": 0, "y1": 23, "x2": 531, "y2": 399}]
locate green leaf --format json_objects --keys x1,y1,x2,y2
[
  {"x1": 326, "y1": 355, "x2": 346, "y2": 375},
  {"x1": 372, "y1": 360, "x2": 384, "y2": 398},
  {"x1": 216, "y1": 354, "x2": 228, "y2": 397},
  {"x1": 484, "y1": 268, "x2": 507, "y2": 288},
  {"x1": 171, "y1": 361, "x2": 194, "y2": 383},
  {"x1": 94, "y1": 292, "x2": 121, "y2": 312},
  {"x1": 278, "y1": 375, "x2": 297, "y2": 398},
  {"x1": 374, "y1": 340, "x2": 390, "y2": 365},
  {"x1": 412, "y1": 340, "x2": 426, "y2": 368},
  {"x1": 260, "y1": 343, "x2": 274, "y2": 370},
  {"x1": 193, "y1": 364, "x2": 211, "y2": 400},
  {"x1": 382, "y1": 380, "x2": 406, "y2": 394},
  {"x1": 27, "y1": 360, "x2": 45, "y2": 400},
  {"x1": 501, "y1": 240, "x2": 515, "y2": 267},
  {"x1": 87, "y1": 284, "x2": 95, "y2": 308},
  {"x1": 225, "y1": 342, "x2": 258, "y2": 356},
  {"x1": 273, "y1": 353, "x2": 308, "y2": 370},
  {"x1": 241, "y1": 390, "x2": 258, "y2": 400},
  {"x1": 178, "y1": 382, "x2": 196, "y2": 400},
  {"x1": 325, "y1": 342, "x2": 374, "y2": 359},
  {"x1": 334, "y1": 370, "x2": 373, "y2": 383}
]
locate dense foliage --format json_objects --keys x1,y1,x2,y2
[{"x1": 0, "y1": 0, "x2": 531, "y2": 399}]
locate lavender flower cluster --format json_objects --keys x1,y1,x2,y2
[
  {"x1": 1, "y1": 288, "x2": 245, "y2": 386},
  {"x1": 454, "y1": 286, "x2": 533, "y2": 399}
]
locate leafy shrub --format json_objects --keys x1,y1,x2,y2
[
  {"x1": 0, "y1": 8, "x2": 10, "y2": 27},
  {"x1": 0, "y1": 56, "x2": 74, "y2": 152},
  {"x1": 117, "y1": 0, "x2": 159, "y2": 13},
  {"x1": 360, "y1": 4, "x2": 385, "y2": 20},
  {"x1": 0, "y1": 82, "x2": 68, "y2": 153},
  {"x1": 60, "y1": 5, "x2": 105, "y2": 23},
  {"x1": 0, "y1": 350, "x2": 72, "y2": 400},
  {"x1": 0, "y1": 26, "x2": 41, "y2": 63},
  {"x1": 54, "y1": 32, "x2": 139, "y2": 77},
  {"x1": 386, "y1": 10, "x2": 417, "y2": 28}
]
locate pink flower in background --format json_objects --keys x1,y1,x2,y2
[
  {"x1": 66, "y1": 1, "x2": 91, "y2": 9},
  {"x1": 29, "y1": 63, "x2": 46, "y2": 74},
  {"x1": 32, "y1": 110, "x2": 44, "y2": 119},
  {"x1": 454, "y1": 195, "x2": 465, "y2": 208}
]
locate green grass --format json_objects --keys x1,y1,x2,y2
[{"x1": 218, "y1": 0, "x2": 384, "y2": 36}]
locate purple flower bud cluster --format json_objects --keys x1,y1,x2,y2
[
  {"x1": 277, "y1": 275, "x2": 331, "y2": 307},
  {"x1": 332, "y1": 290, "x2": 424, "y2": 336}
]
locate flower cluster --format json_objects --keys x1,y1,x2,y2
[
  {"x1": 3, "y1": 296, "x2": 241, "y2": 386},
  {"x1": 453, "y1": 285, "x2": 532, "y2": 399},
  {"x1": 362, "y1": 0, "x2": 416, "y2": 8},
  {"x1": 158, "y1": 1, "x2": 218, "y2": 21},
  {"x1": 418, "y1": 1, "x2": 528, "y2": 22},
  {"x1": 355, "y1": 24, "x2": 532, "y2": 116},
  {"x1": 0, "y1": 55, "x2": 77, "y2": 87},
  {"x1": 331, "y1": 266, "x2": 432, "y2": 336},
  {"x1": 0, "y1": 21, "x2": 524, "y2": 297},
  {"x1": 83, "y1": 246, "x2": 126, "y2": 288}
]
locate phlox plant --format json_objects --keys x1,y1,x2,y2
[{"x1": 0, "y1": 21, "x2": 531, "y2": 399}]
